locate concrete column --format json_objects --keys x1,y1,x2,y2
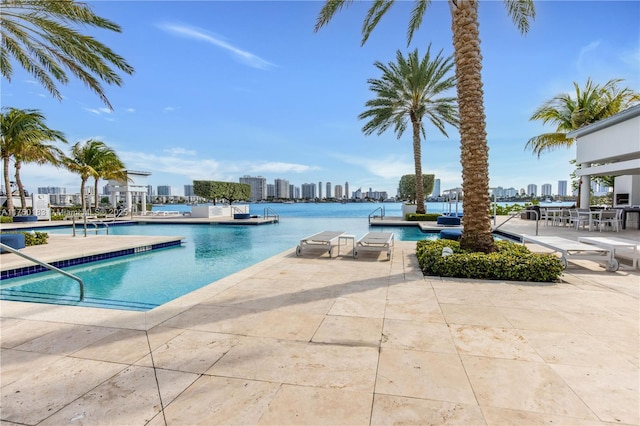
[
  {"x1": 140, "y1": 192, "x2": 146, "y2": 215},
  {"x1": 126, "y1": 191, "x2": 132, "y2": 213},
  {"x1": 580, "y1": 163, "x2": 591, "y2": 209}
]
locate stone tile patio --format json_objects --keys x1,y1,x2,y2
[{"x1": 1, "y1": 218, "x2": 639, "y2": 425}]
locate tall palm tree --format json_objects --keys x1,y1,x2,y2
[
  {"x1": 1, "y1": 0, "x2": 134, "y2": 110},
  {"x1": 526, "y1": 78, "x2": 640, "y2": 157},
  {"x1": 65, "y1": 139, "x2": 117, "y2": 214},
  {"x1": 315, "y1": 0, "x2": 535, "y2": 253},
  {"x1": 1, "y1": 107, "x2": 66, "y2": 216},
  {"x1": 15, "y1": 140, "x2": 64, "y2": 212},
  {"x1": 359, "y1": 47, "x2": 458, "y2": 214},
  {"x1": 91, "y1": 147, "x2": 127, "y2": 210}
]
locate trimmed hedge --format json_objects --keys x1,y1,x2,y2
[
  {"x1": 0, "y1": 216, "x2": 13, "y2": 223},
  {"x1": 406, "y1": 213, "x2": 441, "y2": 222},
  {"x1": 23, "y1": 231, "x2": 49, "y2": 246},
  {"x1": 416, "y1": 239, "x2": 563, "y2": 282}
]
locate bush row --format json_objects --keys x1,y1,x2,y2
[
  {"x1": 1, "y1": 231, "x2": 49, "y2": 246},
  {"x1": 416, "y1": 239, "x2": 563, "y2": 282},
  {"x1": 405, "y1": 213, "x2": 442, "y2": 221}
]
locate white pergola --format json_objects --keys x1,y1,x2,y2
[
  {"x1": 567, "y1": 105, "x2": 640, "y2": 208},
  {"x1": 107, "y1": 170, "x2": 151, "y2": 214}
]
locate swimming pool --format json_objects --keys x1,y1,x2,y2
[{"x1": 0, "y1": 219, "x2": 437, "y2": 311}]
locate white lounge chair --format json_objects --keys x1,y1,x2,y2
[
  {"x1": 296, "y1": 231, "x2": 345, "y2": 258},
  {"x1": 354, "y1": 232, "x2": 394, "y2": 260},
  {"x1": 578, "y1": 236, "x2": 639, "y2": 269},
  {"x1": 522, "y1": 235, "x2": 618, "y2": 271}
]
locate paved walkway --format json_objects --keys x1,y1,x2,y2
[{"x1": 1, "y1": 219, "x2": 638, "y2": 425}]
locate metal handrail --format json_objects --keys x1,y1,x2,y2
[
  {"x1": 493, "y1": 209, "x2": 539, "y2": 236},
  {"x1": 368, "y1": 206, "x2": 385, "y2": 224},
  {"x1": 263, "y1": 207, "x2": 279, "y2": 222},
  {"x1": 71, "y1": 215, "x2": 109, "y2": 236},
  {"x1": 0, "y1": 242, "x2": 84, "y2": 301}
]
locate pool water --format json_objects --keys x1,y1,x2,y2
[{"x1": 0, "y1": 219, "x2": 437, "y2": 311}]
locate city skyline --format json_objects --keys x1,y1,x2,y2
[
  {"x1": 3, "y1": 2, "x2": 637, "y2": 196},
  {"x1": 35, "y1": 176, "x2": 576, "y2": 201}
]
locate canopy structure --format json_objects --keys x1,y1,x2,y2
[
  {"x1": 107, "y1": 170, "x2": 151, "y2": 215},
  {"x1": 567, "y1": 105, "x2": 640, "y2": 208}
]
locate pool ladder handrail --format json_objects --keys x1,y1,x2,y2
[
  {"x1": 368, "y1": 206, "x2": 385, "y2": 224},
  {"x1": 0, "y1": 242, "x2": 84, "y2": 301},
  {"x1": 493, "y1": 209, "x2": 539, "y2": 236},
  {"x1": 263, "y1": 207, "x2": 279, "y2": 222},
  {"x1": 71, "y1": 215, "x2": 109, "y2": 237}
]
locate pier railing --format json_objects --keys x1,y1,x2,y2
[
  {"x1": 368, "y1": 206, "x2": 385, "y2": 224},
  {"x1": 263, "y1": 207, "x2": 279, "y2": 222}
]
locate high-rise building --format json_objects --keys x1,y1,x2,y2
[
  {"x1": 334, "y1": 184, "x2": 343, "y2": 199},
  {"x1": 266, "y1": 183, "x2": 275, "y2": 198},
  {"x1": 37, "y1": 186, "x2": 66, "y2": 195},
  {"x1": 239, "y1": 175, "x2": 267, "y2": 201},
  {"x1": 344, "y1": 181, "x2": 349, "y2": 200},
  {"x1": 274, "y1": 178, "x2": 290, "y2": 199},
  {"x1": 146, "y1": 185, "x2": 154, "y2": 197},
  {"x1": 541, "y1": 183, "x2": 552, "y2": 196},
  {"x1": 432, "y1": 179, "x2": 441, "y2": 197},
  {"x1": 526, "y1": 184, "x2": 537, "y2": 196},
  {"x1": 157, "y1": 185, "x2": 173, "y2": 196},
  {"x1": 557, "y1": 180, "x2": 567, "y2": 197},
  {"x1": 326, "y1": 182, "x2": 332, "y2": 199},
  {"x1": 184, "y1": 185, "x2": 195, "y2": 197},
  {"x1": 318, "y1": 181, "x2": 323, "y2": 199},
  {"x1": 301, "y1": 183, "x2": 316, "y2": 199}
]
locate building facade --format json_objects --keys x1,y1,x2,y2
[
  {"x1": 526, "y1": 184, "x2": 537, "y2": 197},
  {"x1": 557, "y1": 180, "x2": 567, "y2": 196},
  {"x1": 541, "y1": 184, "x2": 552, "y2": 196},
  {"x1": 301, "y1": 183, "x2": 316, "y2": 199},
  {"x1": 239, "y1": 175, "x2": 267, "y2": 202}
]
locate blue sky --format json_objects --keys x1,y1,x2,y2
[{"x1": 2, "y1": 1, "x2": 639, "y2": 197}]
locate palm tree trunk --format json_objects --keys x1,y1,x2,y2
[
  {"x1": 80, "y1": 178, "x2": 87, "y2": 214},
  {"x1": 3, "y1": 155, "x2": 15, "y2": 216},
  {"x1": 412, "y1": 117, "x2": 426, "y2": 214},
  {"x1": 450, "y1": 0, "x2": 494, "y2": 253},
  {"x1": 14, "y1": 160, "x2": 27, "y2": 214},
  {"x1": 94, "y1": 178, "x2": 99, "y2": 213}
]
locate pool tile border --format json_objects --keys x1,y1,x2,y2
[{"x1": 0, "y1": 240, "x2": 182, "y2": 280}]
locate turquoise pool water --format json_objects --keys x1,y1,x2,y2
[{"x1": 0, "y1": 218, "x2": 437, "y2": 311}]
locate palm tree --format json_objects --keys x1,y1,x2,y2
[
  {"x1": 91, "y1": 147, "x2": 127, "y2": 211},
  {"x1": 1, "y1": 107, "x2": 66, "y2": 216},
  {"x1": 1, "y1": 0, "x2": 134, "y2": 110},
  {"x1": 526, "y1": 78, "x2": 640, "y2": 157},
  {"x1": 15, "y1": 140, "x2": 65, "y2": 212},
  {"x1": 65, "y1": 139, "x2": 123, "y2": 214},
  {"x1": 359, "y1": 47, "x2": 458, "y2": 214},
  {"x1": 315, "y1": 0, "x2": 535, "y2": 253}
]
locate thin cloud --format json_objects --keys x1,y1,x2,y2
[
  {"x1": 576, "y1": 40, "x2": 601, "y2": 73},
  {"x1": 158, "y1": 22, "x2": 275, "y2": 70},
  {"x1": 164, "y1": 147, "x2": 196, "y2": 156}
]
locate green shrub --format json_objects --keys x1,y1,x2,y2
[
  {"x1": 416, "y1": 239, "x2": 563, "y2": 282},
  {"x1": 0, "y1": 216, "x2": 13, "y2": 223},
  {"x1": 21, "y1": 231, "x2": 49, "y2": 246},
  {"x1": 51, "y1": 214, "x2": 66, "y2": 220},
  {"x1": 406, "y1": 213, "x2": 441, "y2": 221}
]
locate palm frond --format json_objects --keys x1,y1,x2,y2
[
  {"x1": 362, "y1": 0, "x2": 394, "y2": 46},
  {"x1": 503, "y1": 0, "x2": 535, "y2": 34},
  {"x1": 314, "y1": 0, "x2": 352, "y2": 32},
  {"x1": 407, "y1": 0, "x2": 430, "y2": 45}
]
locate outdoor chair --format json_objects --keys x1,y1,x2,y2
[
  {"x1": 594, "y1": 209, "x2": 620, "y2": 232},
  {"x1": 569, "y1": 209, "x2": 589, "y2": 230}
]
